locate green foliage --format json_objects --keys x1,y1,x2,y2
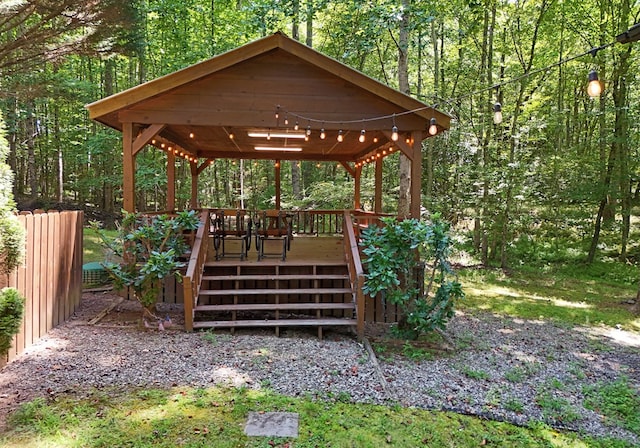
[
  {"x1": 361, "y1": 216, "x2": 464, "y2": 339},
  {"x1": 93, "y1": 210, "x2": 200, "y2": 312},
  {"x1": 535, "y1": 391, "x2": 581, "y2": 424},
  {"x1": 0, "y1": 386, "x2": 620, "y2": 447},
  {"x1": 0, "y1": 113, "x2": 24, "y2": 274},
  {"x1": 0, "y1": 287, "x2": 25, "y2": 355},
  {"x1": 584, "y1": 377, "x2": 640, "y2": 435}
]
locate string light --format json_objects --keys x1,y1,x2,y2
[
  {"x1": 320, "y1": 128, "x2": 326, "y2": 139},
  {"x1": 306, "y1": 125, "x2": 311, "y2": 136},
  {"x1": 391, "y1": 125, "x2": 399, "y2": 141},
  {"x1": 359, "y1": 129, "x2": 366, "y2": 143},
  {"x1": 429, "y1": 118, "x2": 438, "y2": 136},
  {"x1": 229, "y1": 130, "x2": 235, "y2": 139},
  {"x1": 493, "y1": 103, "x2": 503, "y2": 125},
  {"x1": 189, "y1": 133, "x2": 194, "y2": 138},
  {"x1": 294, "y1": 121, "x2": 299, "y2": 130},
  {"x1": 337, "y1": 130, "x2": 344, "y2": 142},
  {"x1": 587, "y1": 70, "x2": 602, "y2": 98}
]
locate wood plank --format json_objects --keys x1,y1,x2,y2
[
  {"x1": 193, "y1": 318, "x2": 357, "y2": 329},
  {"x1": 32, "y1": 213, "x2": 42, "y2": 341},
  {"x1": 202, "y1": 274, "x2": 349, "y2": 281},
  {"x1": 200, "y1": 287, "x2": 352, "y2": 296},
  {"x1": 23, "y1": 212, "x2": 33, "y2": 347},
  {"x1": 195, "y1": 303, "x2": 354, "y2": 312},
  {"x1": 46, "y1": 212, "x2": 55, "y2": 331}
]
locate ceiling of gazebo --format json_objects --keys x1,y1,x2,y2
[{"x1": 86, "y1": 32, "x2": 451, "y2": 163}]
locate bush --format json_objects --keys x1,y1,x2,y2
[
  {"x1": 0, "y1": 287, "x2": 25, "y2": 355},
  {"x1": 360, "y1": 216, "x2": 464, "y2": 339},
  {"x1": 93, "y1": 210, "x2": 200, "y2": 317}
]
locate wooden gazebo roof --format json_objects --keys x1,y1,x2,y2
[{"x1": 87, "y1": 32, "x2": 450, "y2": 164}]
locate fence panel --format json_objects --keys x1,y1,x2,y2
[{"x1": 2, "y1": 211, "x2": 83, "y2": 365}]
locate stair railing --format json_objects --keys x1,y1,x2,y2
[
  {"x1": 343, "y1": 210, "x2": 365, "y2": 339},
  {"x1": 183, "y1": 209, "x2": 210, "y2": 331}
]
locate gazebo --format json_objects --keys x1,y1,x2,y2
[
  {"x1": 86, "y1": 32, "x2": 450, "y2": 218},
  {"x1": 86, "y1": 32, "x2": 450, "y2": 337}
]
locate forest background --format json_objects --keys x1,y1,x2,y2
[{"x1": 0, "y1": 0, "x2": 639, "y2": 274}]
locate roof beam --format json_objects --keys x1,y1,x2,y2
[{"x1": 133, "y1": 124, "x2": 166, "y2": 156}]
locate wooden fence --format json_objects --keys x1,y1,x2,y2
[{"x1": 2, "y1": 211, "x2": 83, "y2": 365}]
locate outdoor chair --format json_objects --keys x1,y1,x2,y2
[
  {"x1": 211, "y1": 209, "x2": 253, "y2": 260},
  {"x1": 255, "y1": 210, "x2": 292, "y2": 261}
]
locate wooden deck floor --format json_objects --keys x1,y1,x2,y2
[{"x1": 207, "y1": 235, "x2": 346, "y2": 266}]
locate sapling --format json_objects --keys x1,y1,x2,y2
[{"x1": 93, "y1": 210, "x2": 200, "y2": 323}]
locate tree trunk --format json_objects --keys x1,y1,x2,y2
[{"x1": 397, "y1": 0, "x2": 411, "y2": 219}]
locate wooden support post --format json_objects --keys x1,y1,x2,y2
[
  {"x1": 374, "y1": 156, "x2": 383, "y2": 213},
  {"x1": 275, "y1": 160, "x2": 281, "y2": 210},
  {"x1": 410, "y1": 131, "x2": 422, "y2": 219},
  {"x1": 189, "y1": 161, "x2": 198, "y2": 209},
  {"x1": 122, "y1": 122, "x2": 136, "y2": 212},
  {"x1": 167, "y1": 152, "x2": 176, "y2": 211},
  {"x1": 354, "y1": 164, "x2": 362, "y2": 209}
]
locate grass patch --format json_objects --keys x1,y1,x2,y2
[
  {"x1": 584, "y1": 377, "x2": 640, "y2": 435},
  {"x1": 504, "y1": 362, "x2": 541, "y2": 383},
  {"x1": 458, "y1": 266, "x2": 639, "y2": 331},
  {"x1": 83, "y1": 227, "x2": 117, "y2": 264},
  {"x1": 0, "y1": 386, "x2": 630, "y2": 448},
  {"x1": 535, "y1": 391, "x2": 582, "y2": 424}
]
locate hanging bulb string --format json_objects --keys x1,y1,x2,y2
[
  {"x1": 414, "y1": 42, "x2": 615, "y2": 106},
  {"x1": 271, "y1": 39, "x2": 620, "y2": 133}
]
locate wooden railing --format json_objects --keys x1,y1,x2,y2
[
  {"x1": 343, "y1": 210, "x2": 365, "y2": 339},
  {"x1": 183, "y1": 209, "x2": 210, "y2": 331}
]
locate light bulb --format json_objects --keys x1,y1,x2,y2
[
  {"x1": 493, "y1": 103, "x2": 503, "y2": 125},
  {"x1": 320, "y1": 128, "x2": 326, "y2": 139},
  {"x1": 588, "y1": 70, "x2": 602, "y2": 98},
  {"x1": 294, "y1": 121, "x2": 299, "y2": 131},
  {"x1": 229, "y1": 131, "x2": 235, "y2": 139},
  {"x1": 359, "y1": 130, "x2": 366, "y2": 143},
  {"x1": 391, "y1": 125, "x2": 399, "y2": 141},
  {"x1": 337, "y1": 130, "x2": 343, "y2": 142},
  {"x1": 188, "y1": 133, "x2": 194, "y2": 139},
  {"x1": 429, "y1": 118, "x2": 438, "y2": 136},
  {"x1": 306, "y1": 126, "x2": 311, "y2": 136}
]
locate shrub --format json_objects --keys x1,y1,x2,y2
[
  {"x1": 0, "y1": 287, "x2": 25, "y2": 355},
  {"x1": 360, "y1": 216, "x2": 464, "y2": 339},
  {"x1": 93, "y1": 210, "x2": 200, "y2": 318}
]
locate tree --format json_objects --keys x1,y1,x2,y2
[{"x1": 0, "y1": 0, "x2": 140, "y2": 74}]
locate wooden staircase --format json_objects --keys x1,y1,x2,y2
[{"x1": 192, "y1": 260, "x2": 357, "y2": 338}]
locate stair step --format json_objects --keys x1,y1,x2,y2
[
  {"x1": 202, "y1": 274, "x2": 349, "y2": 281},
  {"x1": 199, "y1": 287, "x2": 352, "y2": 296},
  {"x1": 192, "y1": 318, "x2": 357, "y2": 329},
  {"x1": 204, "y1": 261, "x2": 348, "y2": 267},
  {"x1": 195, "y1": 302, "x2": 355, "y2": 312}
]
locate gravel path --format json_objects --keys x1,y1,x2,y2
[{"x1": 1, "y1": 292, "x2": 639, "y2": 444}]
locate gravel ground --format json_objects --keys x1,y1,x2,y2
[{"x1": 1, "y1": 292, "x2": 639, "y2": 444}]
